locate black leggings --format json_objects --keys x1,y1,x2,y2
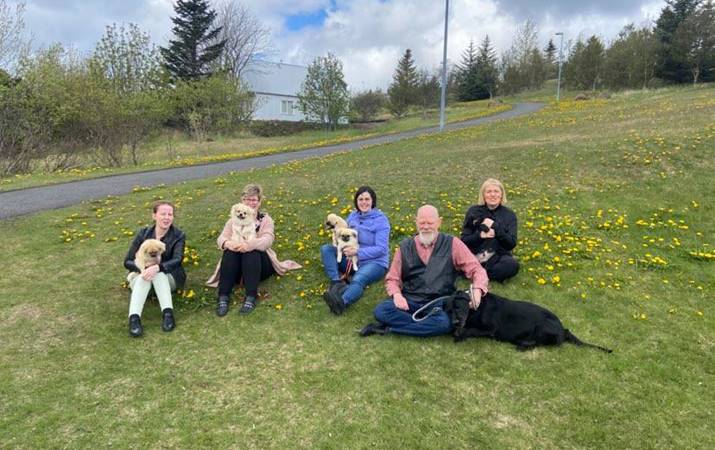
[
  {"x1": 218, "y1": 250, "x2": 276, "y2": 297},
  {"x1": 484, "y1": 253, "x2": 519, "y2": 283}
]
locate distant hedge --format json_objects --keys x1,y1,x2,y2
[{"x1": 249, "y1": 120, "x2": 324, "y2": 137}]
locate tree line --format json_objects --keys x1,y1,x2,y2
[{"x1": 1, "y1": 0, "x2": 713, "y2": 175}]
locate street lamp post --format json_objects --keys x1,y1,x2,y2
[
  {"x1": 439, "y1": 0, "x2": 449, "y2": 131},
  {"x1": 555, "y1": 32, "x2": 564, "y2": 102}
]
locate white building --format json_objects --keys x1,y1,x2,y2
[{"x1": 242, "y1": 61, "x2": 307, "y2": 122}]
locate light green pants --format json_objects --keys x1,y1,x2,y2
[{"x1": 128, "y1": 272, "x2": 175, "y2": 317}]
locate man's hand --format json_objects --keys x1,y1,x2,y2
[
  {"x1": 141, "y1": 264, "x2": 160, "y2": 281},
  {"x1": 342, "y1": 246, "x2": 358, "y2": 257},
  {"x1": 393, "y1": 292, "x2": 409, "y2": 311},
  {"x1": 468, "y1": 286, "x2": 482, "y2": 310}
]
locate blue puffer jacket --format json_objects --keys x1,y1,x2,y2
[{"x1": 346, "y1": 208, "x2": 391, "y2": 269}]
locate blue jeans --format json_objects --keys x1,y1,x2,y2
[
  {"x1": 373, "y1": 297, "x2": 452, "y2": 337},
  {"x1": 320, "y1": 244, "x2": 387, "y2": 306}
]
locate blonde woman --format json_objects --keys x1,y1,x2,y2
[
  {"x1": 460, "y1": 178, "x2": 519, "y2": 282},
  {"x1": 207, "y1": 184, "x2": 301, "y2": 315}
]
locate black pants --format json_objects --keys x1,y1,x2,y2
[
  {"x1": 484, "y1": 253, "x2": 519, "y2": 283},
  {"x1": 218, "y1": 250, "x2": 276, "y2": 297}
]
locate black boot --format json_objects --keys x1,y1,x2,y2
[
  {"x1": 323, "y1": 282, "x2": 347, "y2": 315},
  {"x1": 128, "y1": 314, "x2": 143, "y2": 337},
  {"x1": 216, "y1": 295, "x2": 230, "y2": 317},
  {"x1": 239, "y1": 295, "x2": 258, "y2": 315},
  {"x1": 162, "y1": 308, "x2": 175, "y2": 332}
]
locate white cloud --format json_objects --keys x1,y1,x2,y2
[{"x1": 16, "y1": 0, "x2": 667, "y2": 89}]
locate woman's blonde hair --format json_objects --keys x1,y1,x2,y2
[
  {"x1": 477, "y1": 178, "x2": 507, "y2": 206},
  {"x1": 241, "y1": 183, "x2": 264, "y2": 201}
]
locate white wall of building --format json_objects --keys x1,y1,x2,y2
[{"x1": 243, "y1": 62, "x2": 308, "y2": 122}]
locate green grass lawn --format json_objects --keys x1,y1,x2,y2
[
  {"x1": 1, "y1": 84, "x2": 713, "y2": 448},
  {"x1": 0, "y1": 100, "x2": 509, "y2": 193}
]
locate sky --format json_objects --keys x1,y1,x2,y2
[{"x1": 12, "y1": 0, "x2": 668, "y2": 90}]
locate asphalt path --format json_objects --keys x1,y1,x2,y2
[{"x1": 0, "y1": 102, "x2": 544, "y2": 220}]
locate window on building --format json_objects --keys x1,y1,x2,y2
[{"x1": 281, "y1": 100, "x2": 294, "y2": 115}]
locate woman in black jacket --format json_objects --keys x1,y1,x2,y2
[
  {"x1": 461, "y1": 178, "x2": 519, "y2": 282},
  {"x1": 123, "y1": 201, "x2": 186, "y2": 337}
]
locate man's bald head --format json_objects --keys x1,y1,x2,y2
[{"x1": 415, "y1": 204, "x2": 441, "y2": 246}]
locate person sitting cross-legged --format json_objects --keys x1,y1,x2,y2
[{"x1": 360, "y1": 205, "x2": 488, "y2": 337}]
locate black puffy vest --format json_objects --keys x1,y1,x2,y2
[{"x1": 400, "y1": 233, "x2": 458, "y2": 303}]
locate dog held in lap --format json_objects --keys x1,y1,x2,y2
[
  {"x1": 325, "y1": 213, "x2": 359, "y2": 271},
  {"x1": 127, "y1": 239, "x2": 165, "y2": 283},
  {"x1": 230, "y1": 203, "x2": 257, "y2": 244},
  {"x1": 450, "y1": 292, "x2": 612, "y2": 352}
]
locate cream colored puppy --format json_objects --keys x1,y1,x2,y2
[
  {"x1": 325, "y1": 213, "x2": 348, "y2": 247},
  {"x1": 335, "y1": 227, "x2": 359, "y2": 271},
  {"x1": 127, "y1": 239, "x2": 166, "y2": 283},
  {"x1": 230, "y1": 203, "x2": 257, "y2": 244}
]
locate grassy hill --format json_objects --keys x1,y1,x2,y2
[{"x1": 0, "y1": 84, "x2": 713, "y2": 448}]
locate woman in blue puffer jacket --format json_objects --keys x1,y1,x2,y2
[{"x1": 320, "y1": 186, "x2": 391, "y2": 315}]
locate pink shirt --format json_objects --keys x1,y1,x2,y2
[{"x1": 385, "y1": 235, "x2": 489, "y2": 298}]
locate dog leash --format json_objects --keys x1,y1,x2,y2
[
  {"x1": 411, "y1": 290, "x2": 472, "y2": 322},
  {"x1": 411, "y1": 295, "x2": 452, "y2": 322},
  {"x1": 340, "y1": 259, "x2": 354, "y2": 281}
]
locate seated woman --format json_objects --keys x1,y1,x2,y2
[
  {"x1": 124, "y1": 201, "x2": 186, "y2": 337},
  {"x1": 320, "y1": 186, "x2": 390, "y2": 315},
  {"x1": 461, "y1": 178, "x2": 519, "y2": 282},
  {"x1": 207, "y1": 184, "x2": 301, "y2": 316}
]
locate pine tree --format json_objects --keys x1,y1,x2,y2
[
  {"x1": 387, "y1": 49, "x2": 418, "y2": 117},
  {"x1": 455, "y1": 40, "x2": 481, "y2": 101},
  {"x1": 160, "y1": 0, "x2": 226, "y2": 80},
  {"x1": 654, "y1": 0, "x2": 702, "y2": 83},
  {"x1": 672, "y1": 0, "x2": 715, "y2": 83},
  {"x1": 544, "y1": 38, "x2": 557, "y2": 78},
  {"x1": 475, "y1": 35, "x2": 498, "y2": 98}
]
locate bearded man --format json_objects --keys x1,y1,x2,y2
[{"x1": 360, "y1": 205, "x2": 489, "y2": 337}]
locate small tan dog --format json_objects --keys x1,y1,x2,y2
[
  {"x1": 230, "y1": 203, "x2": 257, "y2": 243},
  {"x1": 127, "y1": 239, "x2": 166, "y2": 283},
  {"x1": 325, "y1": 213, "x2": 359, "y2": 271}
]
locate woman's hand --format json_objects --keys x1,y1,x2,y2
[
  {"x1": 342, "y1": 246, "x2": 358, "y2": 257},
  {"x1": 226, "y1": 240, "x2": 249, "y2": 252},
  {"x1": 480, "y1": 218, "x2": 496, "y2": 239},
  {"x1": 141, "y1": 264, "x2": 160, "y2": 281}
]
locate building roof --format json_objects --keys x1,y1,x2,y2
[{"x1": 242, "y1": 61, "x2": 308, "y2": 97}]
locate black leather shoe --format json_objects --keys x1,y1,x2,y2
[
  {"x1": 359, "y1": 322, "x2": 389, "y2": 337},
  {"x1": 239, "y1": 296, "x2": 258, "y2": 315},
  {"x1": 216, "y1": 295, "x2": 230, "y2": 317},
  {"x1": 323, "y1": 283, "x2": 347, "y2": 315},
  {"x1": 162, "y1": 308, "x2": 175, "y2": 332},
  {"x1": 129, "y1": 314, "x2": 143, "y2": 337}
]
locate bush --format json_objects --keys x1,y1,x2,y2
[
  {"x1": 350, "y1": 90, "x2": 386, "y2": 122},
  {"x1": 249, "y1": 120, "x2": 323, "y2": 137}
]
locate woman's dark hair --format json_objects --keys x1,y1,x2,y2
[
  {"x1": 354, "y1": 186, "x2": 377, "y2": 210},
  {"x1": 152, "y1": 200, "x2": 175, "y2": 213}
]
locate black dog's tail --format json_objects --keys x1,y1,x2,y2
[{"x1": 564, "y1": 329, "x2": 613, "y2": 353}]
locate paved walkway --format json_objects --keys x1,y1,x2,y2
[{"x1": 0, "y1": 103, "x2": 544, "y2": 219}]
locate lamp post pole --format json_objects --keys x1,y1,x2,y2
[
  {"x1": 439, "y1": 0, "x2": 449, "y2": 131},
  {"x1": 555, "y1": 32, "x2": 564, "y2": 102}
]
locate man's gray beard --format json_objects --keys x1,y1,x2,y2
[{"x1": 418, "y1": 231, "x2": 436, "y2": 246}]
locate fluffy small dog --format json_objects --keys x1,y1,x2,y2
[
  {"x1": 230, "y1": 203, "x2": 257, "y2": 243},
  {"x1": 325, "y1": 213, "x2": 359, "y2": 271},
  {"x1": 127, "y1": 239, "x2": 166, "y2": 283},
  {"x1": 325, "y1": 213, "x2": 348, "y2": 247}
]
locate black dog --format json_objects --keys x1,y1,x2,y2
[{"x1": 452, "y1": 293, "x2": 612, "y2": 353}]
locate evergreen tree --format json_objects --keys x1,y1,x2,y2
[
  {"x1": 297, "y1": 53, "x2": 349, "y2": 130},
  {"x1": 455, "y1": 40, "x2": 481, "y2": 101},
  {"x1": 160, "y1": 0, "x2": 226, "y2": 80},
  {"x1": 475, "y1": 35, "x2": 498, "y2": 98},
  {"x1": 672, "y1": 0, "x2": 715, "y2": 83},
  {"x1": 566, "y1": 36, "x2": 605, "y2": 90},
  {"x1": 654, "y1": 0, "x2": 702, "y2": 83},
  {"x1": 544, "y1": 38, "x2": 557, "y2": 78},
  {"x1": 387, "y1": 48, "x2": 418, "y2": 117}
]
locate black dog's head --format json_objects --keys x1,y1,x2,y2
[{"x1": 478, "y1": 222, "x2": 492, "y2": 233}]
